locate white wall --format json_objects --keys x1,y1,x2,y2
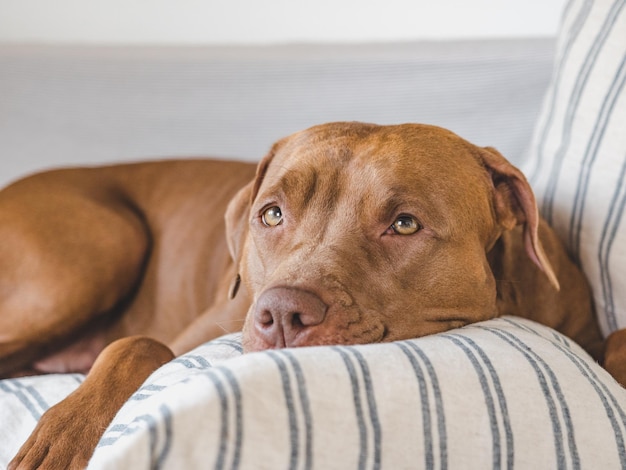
[{"x1": 0, "y1": 0, "x2": 567, "y2": 44}]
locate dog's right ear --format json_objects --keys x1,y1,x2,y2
[{"x1": 224, "y1": 143, "x2": 279, "y2": 298}]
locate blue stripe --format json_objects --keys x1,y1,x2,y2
[
  {"x1": 404, "y1": 342, "x2": 448, "y2": 470},
  {"x1": 501, "y1": 318, "x2": 626, "y2": 467},
  {"x1": 131, "y1": 407, "x2": 173, "y2": 467},
  {"x1": 570, "y1": 48, "x2": 626, "y2": 260},
  {"x1": 558, "y1": 348, "x2": 626, "y2": 465},
  {"x1": 211, "y1": 337, "x2": 244, "y2": 354},
  {"x1": 155, "y1": 404, "x2": 173, "y2": 469},
  {"x1": 171, "y1": 354, "x2": 212, "y2": 369},
  {"x1": 98, "y1": 418, "x2": 144, "y2": 447},
  {"x1": 22, "y1": 384, "x2": 50, "y2": 413},
  {"x1": 283, "y1": 350, "x2": 314, "y2": 470},
  {"x1": 218, "y1": 367, "x2": 244, "y2": 470},
  {"x1": 332, "y1": 346, "x2": 381, "y2": 469},
  {"x1": 443, "y1": 334, "x2": 503, "y2": 470},
  {"x1": 97, "y1": 438, "x2": 116, "y2": 446},
  {"x1": 552, "y1": 330, "x2": 571, "y2": 348},
  {"x1": 597, "y1": 155, "x2": 626, "y2": 331},
  {"x1": 350, "y1": 348, "x2": 382, "y2": 470},
  {"x1": 458, "y1": 335, "x2": 514, "y2": 470},
  {"x1": 130, "y1": 383, "x2": 167, "y2": 401},
  {"x1": 267, "y1": 351, "x2": 300, "y2": 470},
  {"x1": 137, "y1": 414, "x2": 158, "y2": 457},
  {"x1": 99, "y1": 409, "x2": 174, "y2": 465},
  {"x1": 204, "y1": 369, "x2": 230, "y2": 470},
  {"x1": 528, "y1": 0, "x2": 594, "y2": 185},
  {"x1": 396, "y1": 342, "x2": 435, "y2": 469},
  {"x1": 201, "y1": 367, "x2": 244, "y2": 470},
  {"x1": 98, "y1": 429, "x2": 123, "y2": 447},
  {"x1": 333, "y1": 346, "x2": 371, "y2": 469},
  {"x1": 540, "y1": 0, "x2": 625, "y2": 223},
  {"x1": 0, "y1": 379, "x2": 48, "y2": 420},
  {"x1": 483, "y1": 327, "x2": 579, "y2": 470},
  {"x1": 500, "y1": 318, "x2": 571, "y2": 350}
]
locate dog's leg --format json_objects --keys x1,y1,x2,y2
[
  {"x1": 604, "y1": 329, "x2": 626, "y2": 388},
  {"x1": 0, "y1": 169, "x2": 149, "y2": 376},
  {"x1": 8, "y1": 336, "x2": 173, "y2": 469},
  {"x1": 9, "y1": 286, "x2": 248, "y2": 468}
]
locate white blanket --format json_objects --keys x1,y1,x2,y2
[{"x1": 2, "y1": 316, "x2": 625, "y2": 469}]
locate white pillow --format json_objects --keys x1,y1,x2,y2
[
  {"x1": 4, "y1": 318, "x2": 625, "y2": 469},
  {"x1": 80, "y1": 319, "x2": 624, "y2": 469},
  {"x1": 524, "y1": 0, "x2": 626, "y2": 336}
]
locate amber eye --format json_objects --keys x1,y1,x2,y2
[
  {"x1": 390, "y1": 215, "x2": 420, "y2": 235},
  {"x1": 262, "y1": 206, "x2": 283, "y2": 227}
]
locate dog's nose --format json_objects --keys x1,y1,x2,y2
[{"x1": 253, "y1": 287, "x2": 328, "y2": 348}]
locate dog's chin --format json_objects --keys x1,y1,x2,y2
[
  {"x1": 240, "y1": 322, "x2": 388, "y2": 353},
  {"x1": 241, "y1": 337, "x2": 274, "y2": 353},
  {"x1": 240, "y1": 331, "x2": 320, "y2": 353},
  {"x1": 241, "y1": 335, "x2": 342, "y2": 353}
]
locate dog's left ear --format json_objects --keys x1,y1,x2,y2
[
  {"x1": 224, "y1": 142, "x2": 280, "y2": 298},
  {"x1": 479, "y1": 146, "x2": 560, "y2": 290}
]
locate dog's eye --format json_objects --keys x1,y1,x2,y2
[
  {"x1": 390, "y1": 215, "x2": 420, "y2": 235},
  {"x1": 262, "y1": 206, "x2": 283, "y2": 227}
]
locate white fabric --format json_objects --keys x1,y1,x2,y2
[
  {"x1": 1, "y1": 317, "x2": 625, "y2": 469},
  {"x1": 524, "y1": 0, "x2": 626, "y2": 336},
  {"x1": 0, "y1": 39, "x2": 554, "y2": 188}
]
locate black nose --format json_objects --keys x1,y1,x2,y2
[{"x1": 253, "y1": 287, "x2": 328, "y2": 348}]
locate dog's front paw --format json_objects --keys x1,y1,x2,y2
[
  {"x1": 9, "y1": 338, "x2": 174, "y2": 469},
  {"x1": 9, "y1": 392, "x2": 102, "y2": 470}
]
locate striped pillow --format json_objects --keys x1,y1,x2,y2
[
  {"x1": 74, "y1": 318, "x2": 623, "y2": 468},
  {"x1": 523, "y1": 0, "x2": 626, "y2": 336},
  {"x1": 5, "y1": 318, "x2": 625, "y2": 468},
  {"x1": 3, "y1": 323, "x2": 625, "y2": 468}
]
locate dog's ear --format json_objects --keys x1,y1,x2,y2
[
  {"x1": 479, "y1": 146, "x2": 560, "y2": 290},
  {"x1": 224, "y1": 180, "x2": 252, "y2": 299},
  {"x1": 224, "y1": 143, "x2": 279, "y2": 298}
]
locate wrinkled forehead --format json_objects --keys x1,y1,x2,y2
[
  {"x1": 252, "y1": 123, "x2": 497, "y2": 241},
  {"x1": 261, "y1": 123, "x2": 491, "y2": 206}
]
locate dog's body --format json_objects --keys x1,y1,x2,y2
[
  {"x1": 3, "y1": 122, "x2": 622, "y2": 468},
  {"x1": 0, "y1": 159, "x2": 255, "y2": 378}
]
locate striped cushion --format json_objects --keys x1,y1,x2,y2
[
  {"x1": 523, "y1": 0, "x2": 626, "y2": 336},
  {"x1": 2, "y1": 318, "x2": 625, "y2": 468},
  {"x1": 85, "y1": 318, "x2": 626, "y2": 468}
]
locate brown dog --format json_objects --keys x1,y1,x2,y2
[{"x1": 3, "y1": 122, "x2": 620, "y2": 468}]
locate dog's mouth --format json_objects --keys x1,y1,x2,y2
[{"x1": 241, "y1": 324, "x2": 388, "y2": 353}]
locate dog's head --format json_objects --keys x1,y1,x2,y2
[{"x1": 225, "y1": 122, "x2": 557, "y2": 352}]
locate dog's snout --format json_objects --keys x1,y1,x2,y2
[{"x1": 253, "y1": 287, "x2": 327, "y2": 348}]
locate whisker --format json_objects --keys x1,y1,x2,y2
[{"x1": 215, "y1": 319, "x2": 246, "y2": 334}]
